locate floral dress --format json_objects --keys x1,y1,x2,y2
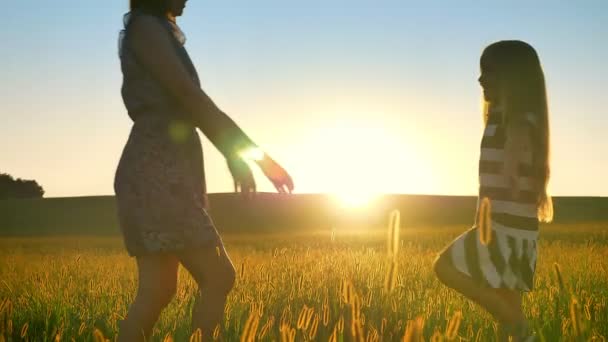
[{"x1": 114, "y1": 11, "x2": 221, "y2": 256}]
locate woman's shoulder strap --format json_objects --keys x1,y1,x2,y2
[
  {"x1": 123, "y1": 10, "x2": 167, "y2": 30},
  {"x1": 119, "y1": 11, "x2": 172, "y2": 58}
]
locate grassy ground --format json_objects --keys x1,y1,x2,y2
[{"x1": 0, "y1": 222, "x2": 607, "y2": 341}]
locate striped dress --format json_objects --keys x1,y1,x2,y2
[{"x1": 438, "y1": 108, "x2": 540, "y2": 291}]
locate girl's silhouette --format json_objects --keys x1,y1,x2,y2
[{"x1": 434, "y1": 40, "x2": 553, "y2": 341}]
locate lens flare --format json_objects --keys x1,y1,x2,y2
[{"x1": 239, "y1": 147, "x2": 265, "y2": 161}]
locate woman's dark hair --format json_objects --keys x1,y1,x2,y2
[{"x1": 130, "y1": 0, "x2": 169, "y2": 17}]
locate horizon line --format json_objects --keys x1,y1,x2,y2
[{"x1": 25, "y1": 192, "x2": 608, "y2": 200}]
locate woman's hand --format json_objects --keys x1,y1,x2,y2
[
  {"x1": 257, "y1": 155, "x2": 294, "y2": 194},
  {"x1": 226, "y1": 157, "x2": 256, "y2": 198}
]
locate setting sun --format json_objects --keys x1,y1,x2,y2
[
  {"x1": 334, "y1": 190, "x2": 379, "y2": 208},
  {"x1": 289, "y1": 117, "x2": 429, "y2": 206}
]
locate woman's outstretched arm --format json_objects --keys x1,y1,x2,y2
[
  {"x1": 128, "y1": 15, "x2": 293, "y2": 193},
  {"x1": 129, "y1": 15, "x2": 252, "y2": 157}
]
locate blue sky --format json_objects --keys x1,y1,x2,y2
[{"x1": 1, "y1": 1, "x2": 606, "y2": 197}]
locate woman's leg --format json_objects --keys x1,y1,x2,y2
[
  {"x1": 177, "y1": 242, "x2": 236, "y2": 339},
  {"x1": 118, "y1": 254, "x2": 179, "y2": 342}
]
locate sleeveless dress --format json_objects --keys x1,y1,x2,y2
[
  {"x1": 114, "y1": 11, "x2": 221, "y2": 256},
  {"x1": 437, "y1": 108, "x2": 540, "y2": 291}
]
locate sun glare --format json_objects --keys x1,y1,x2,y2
[
  {"x1": 287, "y1": 115, "x2": 440, "y2": 202},
  {"x1": 334, "y1": 190, "x2": 378, "y2": 208},
  {"x1": 303, "y1": 119, "x2": 400, "y2": 208}
]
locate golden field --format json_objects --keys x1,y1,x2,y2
[{"x1": 1, "y1": 222, "x2": 607, "y2": 341}]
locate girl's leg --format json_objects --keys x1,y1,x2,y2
[
  {"x1": 433, "y1": 256, "x2": 523, "y2": 326},
  {"x1": 177, "y1": 243, "x2": 236, "y2": 339},
  {"x1": 494, "y1": 288, "x2": 525, "y2": 321},
  {"x1": 494, "y1": 289, "x2": 532, "y2": 341},
  {"x1": 118, "y1": 254, "x2": 179, "y2": 342}
]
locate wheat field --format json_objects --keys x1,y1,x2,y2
[{"x1": 1, "y1": 221, "x2": 607, "y2": 341}]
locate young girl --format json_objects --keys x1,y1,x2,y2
[{"x1": 434, "y1": 40, "x2": 553, "y2": 341}]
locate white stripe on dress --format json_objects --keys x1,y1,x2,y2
[
  {"x1": 479, "y1": 174, "x2": 537, "y2": 192},
  {"x1": 495, "y1": 230, "x2": 510, "y2": 260},
  {"x1": 490, "y1": 200, "x2": 537, "y2": 218},
  {"x1": 492, "y1": 221, "x2": 539, "y2": 240},
  {"x1": 502, "y1": 266, "x2": 518, "y2": 289},
  {"x1": 480, "y1": 148, "x2": 504, "y2": 161},
  {"x1": 480, "y1": 148, "x2": 532, "y2": 164},
  {"x1": 450, "y1": 234, "x2": 471, "y2": 277},
  {"x1": 515, "y1": 238, "x2": 524, "y2": 258},
  {"x1": 484, "y1": 124, "x2": 498, "y2": 136},
  {"x1": 529, "y1": 248, "x2": 537, "y2": 270},
  {"x1": 476, "y1": 230, "x2": 502, "y2": 287}
]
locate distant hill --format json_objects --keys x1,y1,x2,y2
[{"x1": 0, "y1": 193, "x2": 607, "y2": 236}]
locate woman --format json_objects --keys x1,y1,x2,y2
[
  {"x1": 433, "y1": 40, "x2": 552, "y2": 341},
  {"x1": 115, "y1": 0, "x2": 294, "y2": 340}
]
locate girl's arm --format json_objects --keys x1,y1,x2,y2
[{"x1": 503, "y1": 115, "x2": 534, "y2": 199}]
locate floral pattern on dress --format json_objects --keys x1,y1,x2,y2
[{"x1": 115, "y1": 11, "x2": 219, "y2": 256}]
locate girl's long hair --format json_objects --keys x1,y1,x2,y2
[{"x1": 481, "y1": 40, "x2": 553, "y2": 222}]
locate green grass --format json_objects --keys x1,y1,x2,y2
[{"x1": 1, "y1": 223, "x2": 607, "y2": 341}]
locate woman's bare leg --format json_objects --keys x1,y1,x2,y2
[
  {"x1": 118, "y1": 254, "x2": 179, "y2": 342},
  {"x1": 177, "y1": 243, "x2": 236, "y2": 339}
]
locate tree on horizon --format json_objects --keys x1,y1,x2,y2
[{"x1": 0, "y1": 173, "x2": 45, "y2": 199}]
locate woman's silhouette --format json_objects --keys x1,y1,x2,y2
[{"x1": 114, "y1": 0, "x2": 293, "y2": 340}]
